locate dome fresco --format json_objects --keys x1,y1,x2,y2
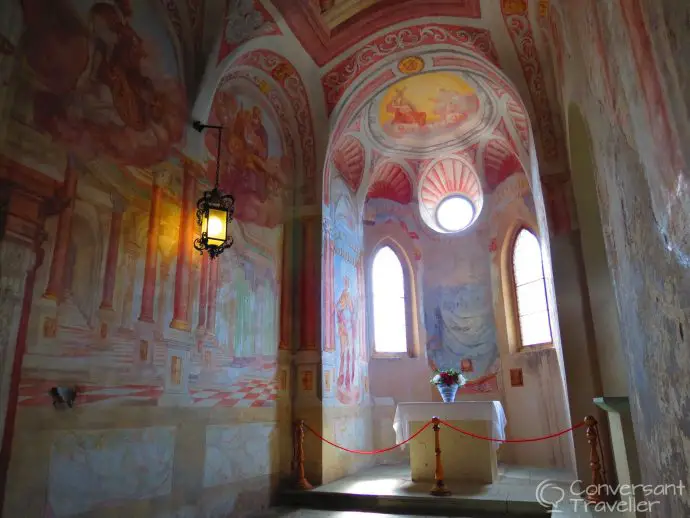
[
  {"x1": 364, "y1": 70, "x2": 498, "y2": 156},
  {"x1": 322, "y1": 55, "x2": 527, "y2": 229}
]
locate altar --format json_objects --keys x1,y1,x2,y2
[{"x1": 393, "y1": 401, "x2": 507, "y2": 484}]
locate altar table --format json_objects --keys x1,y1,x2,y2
[{"x1": 393, "y1": 401, "x2": 507, "y2": 484}]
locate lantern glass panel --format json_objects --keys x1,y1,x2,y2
[{"x1": 206, "y1": 208, "x2": 227, "y2": 246}]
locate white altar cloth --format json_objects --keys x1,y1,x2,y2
[{"x1": 393, "y1": 401, "x2": 507, "y2": 451}]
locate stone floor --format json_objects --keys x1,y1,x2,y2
[{"x1": 260, "y1": 463, "x2": 628, "y2": 517}]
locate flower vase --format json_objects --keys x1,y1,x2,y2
[{"x1": 438, "y1": 383, "x2": 459, "y2": 403}]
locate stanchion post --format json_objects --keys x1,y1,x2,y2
[
  {"x1": 293, "y1": 419, "x2": 313, "y2": 490},
  {"x1": 430, "y1": 416, "x2": 451, "y2": 496},
  {"x1": 584, "y1": 415, "x2": 606, "y2": 503}
]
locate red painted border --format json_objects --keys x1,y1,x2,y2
[
  {"x1": 619, "y1": 0, "x2": 681, "y2": 173},
  {"x1": 273, "y1": 0, "x2": 481, "y2": 67},
  {"x1": 322, "y1": 24, "x2": 498, "y2": 114},
  {"x1": 501, "y1": 0, "x2": 559, "y2": 161},
  {"x1": 0, "y1": 242, "x2": 40, "y2": 514}
]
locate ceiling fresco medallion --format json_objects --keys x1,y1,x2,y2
[
  {"x1": 397, "y1": 56, "x2": 425, "y2": 74},
  {"x1": 365, "y1": 71, "x2": 496, "y2": 155}
]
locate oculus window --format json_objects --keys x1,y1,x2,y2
[{"x1": 436, "y1": 195, "x2": 476, "y2": 232}]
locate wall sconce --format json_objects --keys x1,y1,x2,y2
[
  {"x1": 49, "y1": 386, "x2": 78, "y2": 408},
  {"x1": 192, "y1": 120, "x2": 235, "y2": 259}
]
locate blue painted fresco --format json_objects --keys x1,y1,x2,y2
[{"x1": 424, "y1": 283, "x2": 498, "y2": 376}]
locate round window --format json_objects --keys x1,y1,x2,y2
[{"x1": 435, "y1": 195, "x2": 475, "y2": 233}]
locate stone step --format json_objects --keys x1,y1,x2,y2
[
  {"x1": 252, "y1": 507, "x2": 534, "y2": 518},
  {"x1": 278, "y1": 489, "x2": 551, "y2": 517}
]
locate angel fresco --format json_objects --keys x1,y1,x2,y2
[
  {"x1": 21, "y1": 0, "x2": 186, "y2": 167},
  {"x1": 207, "y1": 89, "x2": 291, "y2": 228},
  {"x1": 431, "y1": 88, "x2": 479, "y2": 126}
]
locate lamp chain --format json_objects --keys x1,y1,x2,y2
[{"x1": 214, "y1": 127, "x2": 223, "y2": 188}]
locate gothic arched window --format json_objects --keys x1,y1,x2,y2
[
  {"x1": 511, "y1": 228, "x2": 552, "y2": 347},
  {"x1": 371, "y1": 246, "x2": 408, "y2": 353}
]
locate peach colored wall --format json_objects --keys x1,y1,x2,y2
[
  {"x1": 567, "y1": 103, "x2": 628, "y2": 397},
  {"x1": 489, "y1": 173, "x2": 573, "y2": 471},
  {"x1": 548, "y1": 4, "x2": 690, "y2": 510}
]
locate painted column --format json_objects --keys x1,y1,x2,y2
[
  {"x1": 118, "y1": 248, "x2": 137, "y2": 331},
  {"x1": 205, "y1": 258, "x2": 219, "y2": 336},
  {"x1": 300, "y1": 215, "x2": 320, "y2": 350},
  {"x1": 170, "y1": 163, "x2": 197, "y2": 330},
  {"x1": 356, "y1": 254, "x2": 366, "y2": 360},
  {"x1": 279, "y1": 221, "x2": 292, "y2": 350},
  {"x1": 197, "y1": 254, "x2": 209, "y2": 330},
  {"x1": 99, "y1": 196, "x2": 126, "y2": 310},
  {"x1": 322, "y1": 222, "x2": 335, "y2": 352},
  {"x1": 138, "y1": 174, "x2": 163, "y2": 323},
  {"x1": 43, "y1": 157, "x2": 78, "y2": 301},
  {"x1": 0, "y1": 240, "x2": 34, "y2": 452}
]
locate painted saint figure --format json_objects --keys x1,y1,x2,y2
[
  {"x1": 21, "y1": 0, "x2": 186, "y2": 166},
  {"x1": 336, "y1": 276, "x2": 357, "y2": 390},
  {"x1": 386, "y1": 87, "x2": 427, "y2": 127},
  {"x1": 208, "y1": 90, "x2": 290, "y2": 227}
]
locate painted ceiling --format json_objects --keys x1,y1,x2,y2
[
  {"x1": 194, "y1": 0, "x2": 565, "y2": 213},
  {"x1": 2, "y1": 0, "x2": 568, "y2": 227}
]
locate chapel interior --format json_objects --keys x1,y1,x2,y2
[{"x1": 0, "y1": 1, "x2": 688, "y2": 517}]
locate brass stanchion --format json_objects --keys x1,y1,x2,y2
[
  {"x1": 584, "y1": 415, "x2": 607, "y2": 503},
  {"x1": 293, "y1": 419, "x2": 313, "y2": 490},
  {"x1": 430, "y1": 416, "x2": 451, "y2": 496}
]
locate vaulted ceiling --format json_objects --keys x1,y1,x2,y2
[
  {"x1": 4, "y1": 0, "x2": 569, "y2": 222},
  {"x1": 174, "y1": 0, "x2": 569, "y2": 211}
]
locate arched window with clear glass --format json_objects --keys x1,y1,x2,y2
[
  {"x1": 512, "y1": 229, "x2": 552, "y2": 346},
  {"x1": 371, "y1": 246, "x2": 408, "y2": 353}
]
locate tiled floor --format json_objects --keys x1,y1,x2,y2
[
  {"x1": 18, "y1": 376, "x2": 278, "y2": 408},
  {"x1": 267, "y1": 463, "x2": 627, "y2": 517}
]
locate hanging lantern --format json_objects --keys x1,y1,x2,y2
[{"x1": 192, "y1": 120, "x2": 235, "y2": 259}]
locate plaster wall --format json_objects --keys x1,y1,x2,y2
[{"x1": 552, "y1": 1, "x2": 690, "y2": 513}]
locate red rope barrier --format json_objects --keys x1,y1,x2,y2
[
  {"x1": 304, "y1": 420, "x2": 433, "y2": 455},
  {"x1": 438, "y1": 419, "x2": 586, "y2": 443},
  {"x1": 301, "y1": 417, "x2": 585, "y2": 456}
]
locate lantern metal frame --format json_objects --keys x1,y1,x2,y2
[{"x1": 192, "y1": 120, "x2": 235, "y2": 259}]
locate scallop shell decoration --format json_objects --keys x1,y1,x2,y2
[
  {"x1": 332, "y1": 135, "x2": 365, "y2": 193},
  {"x1": 367, "y1": 162, "x2": 412, "y2": 205},
  {"x1": 418, "y1": 156, "x2": 483, "y2": 234}
]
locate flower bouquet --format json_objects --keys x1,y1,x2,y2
[{"x1": 430, "y1": 368, "x2": 466, "y2": 403}]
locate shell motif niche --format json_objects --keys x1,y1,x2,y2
[
  {"x1": 367, "y1": 162, "x2": 413, "y2": 205},
  {"x1": 332, "y1": 135, "x2": 365, "y2": 193},
  {"x1": 418, "y1": 156, "x2": 483, "y2": 234},
  {"x1": 483, "y1": 138, "x2": 523, "y2": 191}
]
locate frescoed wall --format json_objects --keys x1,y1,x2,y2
[
  {"x1": 204, "y1": 84, "x2": 292, "y2": 228},
  {"x1": 363, "y1": 172, "x2": 572, "y2": 470},
  {"x1": 364, "y1": 197, "x2": 501, "y2": 391},
  {"x1": 323, "y1": 178, "x2": 368, "y2": 407},
  {"x1": 18, "y1": 0, "x2": 186, "y2": 167},
  {"x1": 1, "y1": 0, "x2": 689, "y2": 515},
  {"x1": 0, "y1": 2, "x2": 295, "y2": 517},
  {"x1": 424, "y1": 283, "x2": 498, "y2": 377},
  {"x1": 320, "y1": 175, "x2": 374, "y2": 482}
]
